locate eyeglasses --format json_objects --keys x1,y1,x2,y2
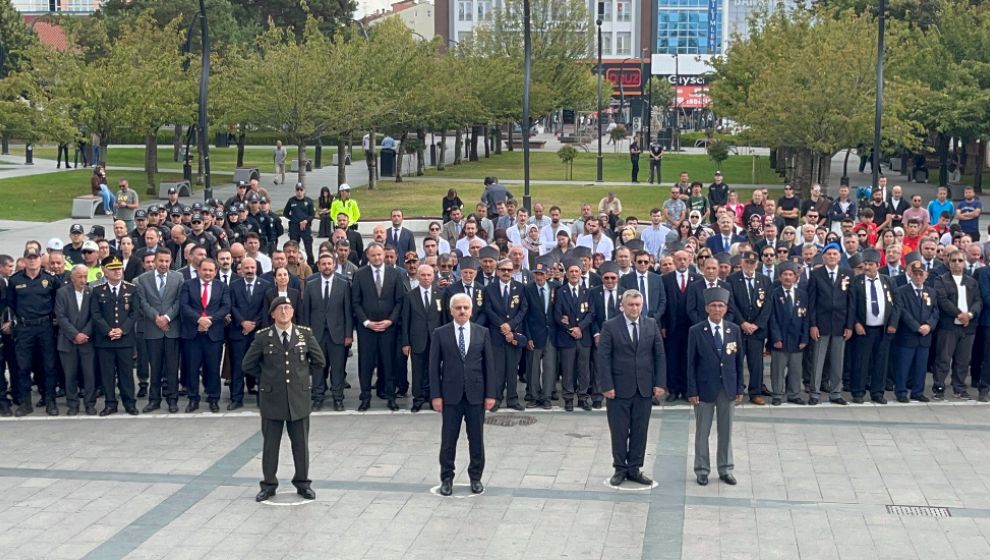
[
  {"x1": 636, "y1": 259, "x2": 650, "y2": 264},
  {"x1": 950, "y1": 258, "x2": 965, "y2": 262},
  {"x1": 429, "y1": 227, "x2": 440, "y2": 232},
  {"x1": 498, "y1": 268, "x2": 514, "y2": 273}
]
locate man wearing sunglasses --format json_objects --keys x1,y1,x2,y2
[{"x1": 933, "y1": 247, "x2": 982, "y2": 400}]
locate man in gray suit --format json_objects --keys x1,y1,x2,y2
[
  {"x1": 134, "y1": 248, "x2": 183, "y2": 413},
  {"x1": 55, "y1": 265, "x2": 97, "y2": 416},
  {"x1": 300, "y1": 252, "x2": 352, "y2": 412}
]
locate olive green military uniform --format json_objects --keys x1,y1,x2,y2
[{"x1": 242, "y1": 324, "x2": 326, "y2": 493}]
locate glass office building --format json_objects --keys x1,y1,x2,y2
[{"x1": 655, "y1": 0, "x2": 723, "y2": 55}]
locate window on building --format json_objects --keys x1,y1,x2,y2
[
  {"x1": 615, "y1": 32, "x2": 631, "y2": 55},
  {"x1": 600, "y1": 32, "x2": 613, "y2": 56},
  {"x1": 615, "y1": 1, "x2": 631, "y2": 22},
  {"x1": 477, "y1": 0, "x2": 493, "y2": 20},
  {"x1": 64, "y1": 0, "x2": 95, "y2": 12},
  {"x1": 458, "y1": 0, "x2": 473, "y2": 21},
  {"x1": 656, "y1": 8, "x2": 723, "y2": 55},
  {"x1": 597, "y1": 0, "x2": 613, "y2": 22}
]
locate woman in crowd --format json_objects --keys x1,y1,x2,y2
[
  {"x1": 317, "y1": 186, "x2": 334, "y2": 238},
  {"x1": 441, "y1": 188, "x2": 463, "y2": 223},
  {"x1": 264, "y1": 267, "x2": 301, "y2": 323}
]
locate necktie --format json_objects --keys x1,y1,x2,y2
[
  {"x1": 503, "y1": 285, "x2": 510, "y2": 307},
  {"x1": 374, "y1": 268, "x2": 382, "y2": 296},
  {"x1": 201, "y1": 283, "x2": 209, "y2": 309},
  {"x1": 680, "y1": 273, "x2": 686, "y2": 293},
  {"x1": 324, "y1": 280, "x2": 330, "y2": 302},
  {"x1": 714, "y1": 324, "x2": 723, "y2": 352},
  {"x1": 639, "y1": 274, "x2": 646, "y2": 294},
  {"x1": 158, "y1": 274, "x2": 165, "y2": 296},
  {"x1": 582, "y1": 277, "x2": 588, "y2": 290},
  {"x1": 870, "y1": 278, "x2": 880, "y2": 316},
  {"x1": 222, "y1": 273, "x2": 228, "y2": 285},
  {"x1": 708, "y1": 282, "x2": 715, "y2": 289},
  {"x1": 572, "y1": 287, "x2": 578, "y2": 300},
  {"x1": 458, "y1": 325, "x2": 466, "y2": 358},
  {"x1": 393, "y1": 229, "x2": 400, "y2": 245},
  {"x1": 917, "y1": 288, "x2": 923, "y2": 302},
  {"x1": 466, "y1": 285, "x2": 472, "y2": 299},
  {"x1": 247, "y1": 282, "x2": 253, "y2": 298},
  {"x1": 746, "y1": 277, "x2": 754, "y2": 301},
  {"x1": 724, "y1": 236, "x2": 730, "y2": 252},
  {"x1": 606, "y1": 290, "x2": 614, "y2": 319},
  {"x1": 631, "y1": 320, "x2": 639, "y2": 346},
  {"x1": 424, "y1": 289, "x2": 430, "y2": 310},
  {"x1": 112, "y1": 286, "x2": 118, "y2": 298},
  {"x1": 540, "y1": 286, "x2": 547, "y2": 314},
  {"x1": 785, "y1": 289, "x2": 793, "y2": 311},
  {"x1": 829, "y1": 271, "x2": 835, "y2": 284},
  {"x1": 282, "y1": 330, "x2": 290, "y2": 349}
]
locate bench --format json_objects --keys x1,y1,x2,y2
[
  {"x1": 290, "y1": 159, "x2": 312, "y2": 172},
  {"x1": 233, "y1": 167, "x2": 260, "y2": 184},
  {"x1": 72, "y1": 195, "x2": 103, "y2": 219},
  {"x1": 158, "y1": 180, "x2": 192, "y2": 199},
  {"x1": 508, "y1": 140, "x2": 547, "y2": 150}
]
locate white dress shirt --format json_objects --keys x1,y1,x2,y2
[
  {"x1": 864, "y1": 274, "x2": 886, "y2": 327},
  {"x1": 454, "y1": 320, "x2": 471, "y2": 350},
  {"x1": 953, "y1": 274, "x2": 969, "y2": 324}
]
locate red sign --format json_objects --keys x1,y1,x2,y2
[
  {"x1": 675, "y1": 85, "x2": 710, "y2": 109},
  {"x1": 605, "y1": 67, "x2": 642, "y2": 94}
]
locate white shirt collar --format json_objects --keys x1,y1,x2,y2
[
  {"x1": 275, "y1": 324, "x2": 292, "y2": 339},
  {"x1": 708, "y1": 320, "x2": 723, "y2": 331}
]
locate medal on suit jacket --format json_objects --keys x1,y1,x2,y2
[
  {"x1": 510, "y1": 294, "x2": 519, "y2": 309},
  {"x1": 755, "y1": 288, "x2": 765, "y2": 308},
  {"x1": 840, "y1": 276, "x2": 850, "y2": 291},
  {"x1": 725, "y1": 340, "x2": 737, "y2": 355}
]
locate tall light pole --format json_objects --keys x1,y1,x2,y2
[
  {"x1": 871, "y1": 0, "x2": 886, "y2": 191},
  {"x1": 671, "y1": 53, "x2": 679, "y2": 152},
  {"x1": 197, "y1": 0, "x2": 212, "y2": 200},
  {"x1": 522, "y1": 0, "x2": 533, "y2": 211},
  {"x1": 640, "y1": 48, "x2": 648, "y2": 147},
  {"x1": 619, "y1": 57, "x2": 633, "y2": 128},
  {"x1": 596, "y1": 1, "x2": 604, "y2": 183}
]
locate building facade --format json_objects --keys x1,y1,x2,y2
[{"x1": 12, "y1": 0, "x2": 101, "y2": 14}]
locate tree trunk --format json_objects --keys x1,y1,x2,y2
[
  {"x1": 438, "y1": 130, "x2": 447, "y2": 171},
  {"x1": 494, "y1": 126, "x2": 502, "y2": 155},
  {"x1": 936, "y1": 131, "x2": 949, "y2": 186},
  {"x1": 483, "y1": 124, "x2": 490, "y2": 158},
  {"x1": 236, "y1": 132, "x2": 246, "y2": 168},
  {"x1": 367, "y1": 128, "x2": 377, "y2": 190},
  {"x1": 395, "y1": 131, "x2": 408, "y2": 183},
  {"x1": 173, "y1": 124, "x2": 182, "y2": 162},
  {"x1": 507, "y1": 124, "x2": 514, "y2": 152},
  {"x1": 416, "y1": 128, "x2": 426, "y2": 176},
  {"x1": 98, "y1": 135, "x2": 109, "y2": 167},
  {"x1": 975, "y1": 138, "x2": 985, "y2": 194},
  {"x1": 337, "y1": 137, "x2": 347, "y2": 186},
  {"x1": 469, "y1": 126, "x2": 480, "y2": 162},
  {"x1": 793, "y1": 148, "x2": 815, "y2": 199},
  {"x1": 454, "y1": 128, "x2": 463, "y2": 165},
  {"x1": 145, "y1": 132, "x2": 159, "y2": 196},
  {"x1": 296, "y1": 142, "x2": 307, "y2": 186}
]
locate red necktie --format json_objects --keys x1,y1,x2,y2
[
  {"x1": 680, "y1": 273, "x2": 686, "y2": 293},
  {"x1": 200, "y1": 283, "x2": 209, "y2": 316}
]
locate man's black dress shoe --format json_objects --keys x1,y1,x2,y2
[
  {"x1": 386, "y1": 400, "x2": 399, "y2": 411},
  {"x1": 85, "y1": 405, "x2": 97, "y2": 416},
  {"x1": 137, "y1": 385, "x2": 148, "y2": 398},
  {"x1": 609, "y1": 472, "x2": 626, "y2": 487},
  {"x1": 851, "y1": 396, "x2": 864, "y2": 404},
  {"x1": 13, "y1": 404, "x2": 32, "y2": 417},
  {"x1": 125, "y1": 407, "x2": 139, "y2": 416},
  {"x1": 771, "y1": 398, "x2": 781, "y2": 406},
  {"x1": 439, "y1": 479, "x2": 453, "y2": 496},
  {"x1": 167, "y1": 402, "x2": 179, "y2": 413},
  {"x1": 357, "y1": 399, "x2": 370, "y2": 411},
  {"x1": 67, "y1": 407, "x2": 79, "y2": 416},
  {"x1": 719, "y1": 474, "x2": 737, "y2": 485},
  {"x1": 808, "y1": 398, "x2": 820, "y2": 406},
  {"x1": 896, "y1": 395, "x2": 910, "y2": 403},
  {"x1": 787, "y1": 398, "x2": 806, "y2": 405},
  {"x1": 579, "y1": 400, "x2": 592, "y2": 411},
  {"x1": 665, "y1": 393, "x2": 678, "y2": 403},
  {"x1": 297, "y1": 488, "x2": 316, "y2": 500},
  {"x1": 564, "y1": 400, "x2": 574, "y2": 412},
  {"x1": 830, "y1": 397, "x2": 848, "y2": 405},
  {"x1": 470, "y1": 480, "x2": 484, "y2": 494},
  {"x1": 46, "y1": 402, "x2": 59, "y2": 416},
  {"x1": 333, "y1": 400, "x2": 345, "y2": 412},
  {"x1": 209, "y1": 402, "x2": 220, "y2": 413},
  {"x1": 185, "y1": 402, "x2": 199, "y2": 413},
  {"x1": 592, "y1": 401, "x2": 603, "y2": 409},
  {"x1": 489, "y1": 402, "x2": 500, "y2": 413},
  {"x1": 872, "y1": 396, "x2": 887, "y2": 405},
  {"x1": 410, "y1": 402, "x2": 422, "y2": 413},
  {"x1": 143, "y1": 402, "x2": 161, "y2": 413},
  {"x1": 227, "y1": 402, "x2": 243, "y2": 411},
  {"x1": 697, "y1": 474, "x2": 709, "y2": 486},
  {"x1": 509, "y1": 401, "x2": 525, "y2": 411},
  {"x1": 912, "y1": 394, "x2": 930, "y2": 403},
  {"x1": 99, "y1": 407, "x2": 117, "y2": 417},
  {"x1": 255, "y1": 488, "x2": 276, "y2": 502},
  {"x1": 627, "y1": 470, "x2": 653, "y2": 485},
  {"x1": 311, "y1": 401, "x2": 323, "y2": 412}
]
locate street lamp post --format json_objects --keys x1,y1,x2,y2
[
  {"x1": 197, "y1": 0, "x2": 212, "y2": 200},
  {"x1": 871, "y1": 0, "x2": 886, "y2": 191},
  {"x1": 619, "y1": 57, "x2": 633, "y2": 130},
  {"x1": 522, "y1": 0, "x2": 533, "y2": 211},
  {"x1": 640, "y1": 48, "x2": 649, "y2": 147},
  {"x1": 671, "y1": 54, "x2": 679, "y2": 152},
  {"x1": 596, "y1": 2, "x2": 604, "y2": 183}
]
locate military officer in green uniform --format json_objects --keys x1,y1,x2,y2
[{"x1": 243, "y1": 297, "x2": 326, "y2": 502}]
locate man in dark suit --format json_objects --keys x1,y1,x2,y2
[
  {"x1": 554, "y1": 258, "x2": 594, "y2": 411},
  {"x1": 726, "y1": 251, "x2": 772, "y2": 404},
  {"x1": 228, "y1": 256, "x2": 271, "y2": 410},
  {"x1": 90, "y1": 256, "x2": 139, "y2": 416},
  {"x1": 687, "y1": 287, "x2": 744, "y2": 486},
  {"x1": 179, "y1": 258, "x2": 231, "y2": 413},
  {"x1": 243, "y1": 297, "x2": 326, "y2": 502},
  {"x1": 768, "y1": 262, "x2": 809, "y2": 405},
  {"x1": 934, "y1": 249, "x2": 983, "y2": 399},
  {"x1": 891, "y1": 257, "x2": 939, "y2": 402},
  {"x1": 850, "y1": 250, "x2": 897, "y2": 404},
  {"x1": 443, "y1": 256, "x2": 485, "y2": 324},
  {"x1": 483, "y1": 258, "x2": 528, "y2": 412},
  {"x1": 352, "y1": 242, "x2": 406, "y2": 411},
  {"x1": 402, "y1": 264, "x2": 446, "y2": 412},
  {"x1": 385, "y1": 209, "x2": 416, "y2": 257},
  {"x1": 55, "y1": 265, "x2": 97, "y2": 416},
  {"x1": 661, "y1": 250, "x2": 703, "y2": 401},
  {"x1": 808, "y1": 243, "x2": 854, "y2": 405},
  {"x1": 598, "y1": 289, "x2": 666, "y2": 487},
  {"x1": 978, "y1": 266, "x2": 990, "y2": 402},
  {"x1": 686, "y1": 257, "x2": 732, "y2": 325},
  {"x1": 430, "y1": 292, "x2": 496, "y2": 496},
  {"x1": 133, "y1": 248, "x2": 183, "y2": 413},
  {"x1": 706, "y1": 217, "x2": 746, "y2": 255},
  {"x1": 300, "y1": 252, "x2": 351, "y2": 411},
  {"x1": 524, "y1": 257, "x2": 558, "y2": 409},
  {"x1": 619, "y1": 250, "x2": 666, "y2": 321}
]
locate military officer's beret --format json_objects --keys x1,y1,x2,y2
[
  {"x1": 823, "y1": 242, "x2": 842, "y2": 255},
  {"x1": 269, "y1": 296, "x2": 293, "y2": 314},
  {"x1": 101, "y1": 256, "x2": 124, "y2": 270},
  {"x1": 704, "y1": 286, "x2": 731, "y2": 305}
]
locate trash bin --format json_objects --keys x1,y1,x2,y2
[
  {"x1": 215, "y1": 132, "x2": 230, "y2": 148},
  {"x1": 380, "y1": 148, "x2": 396, "y2": 177}
]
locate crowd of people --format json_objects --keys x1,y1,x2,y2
[{"x1": 1, "y1": 169, "x2": 988, "y2": 419}]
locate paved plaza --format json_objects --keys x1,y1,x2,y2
[{"x1": 3, "y1": 398, "x2": 990, "y2": 560}]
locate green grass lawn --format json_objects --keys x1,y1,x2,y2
[
  {"x1": 424, "y1": 151, "x2": 783, "y2": 185},
  {"x1": 30, "y1": 145, "x2": 365, "y2": 174},
  {"x1": 358, "y1": 180, "x2": 764, "y2": 221},
  {"x1": 0, "y1": 170, "x2": 231, "y2": 222}
]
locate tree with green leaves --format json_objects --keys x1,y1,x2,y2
[
  {"x1": 0, "y1": 0, "x2": 35, "y2": 78},
  {"x1": 230, "y1": 0, "x2": 356, "y2": 39}
]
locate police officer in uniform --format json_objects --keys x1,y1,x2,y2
[
  {"x1": 6, "y1": 247, "x2": 62, "y2": 416},
  {"x1": 90, "y1": 256, "x2": 139, "y2": 416},
  {"x1": 243, "y1": 297, "x2": 326, "y2": 503},
  {"x1": 284, "y1": 183, "x2": 317, "y2": 269}
]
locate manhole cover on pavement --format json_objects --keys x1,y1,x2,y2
[
  {"x1": 886, "y1": 505, "x2": 951, "y2": 518},
  {"x1": 485, "y1": 415, "x2": 537, "y2": 427}
]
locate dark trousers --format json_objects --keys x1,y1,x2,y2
[
  {"x1": 261, "y1": 416, "x2": 310, "y2": 491},
  {"x1": 98, "y1": 346, "x2": 136, "y2": 409},
  {"x1": 559, "y1": 345, "x2": 590, "y2": 401},
  {"x1": 439, "y1": 398, "x2": 485, "y2": 482},
  {"x1": 741, "y1": 334, "x2": 766, "y2": 395},
  {"x1": 935, "y1": 327, "x2": 975, "y2": 393},
  {"x1": 185, "y1": 334, "x2": 222, "y2": 403},
  {"x1": 606, "y1": 394, "x2": 652, "y2": 475},
  {"x1": 852, "y1": 327, "x2": 890, "y2": 398},
  {"x1": 409, "y1": 349, "x2": 430, "y2": 405},
  {"x1": 980, "y1": 327, "x2": 990, "y2": 390},
  {"x1": 14, "y1": 324, "x2": 58, "y2": 402},
  {"x1": 971, "y1": 325, "x2": 987, "y2": 389},
  {"x1": 146, "y1": 337, "x2": 179, "y2": 404},
  {"x1": 357, "y1": 326, "x2": 396, "y2": 401},
  {"x1": 630, "y1": 158, "x2": 640, "y2": 182},
  {"x1": 649, "y1": 159, "x2": 661, "y2": 183},
  {"x1": 59, "y1": 345, "x2": 96, "y2": 409},
  {"x1": 493, "y1": 344, "x2": 522, "y2": 404},
  {"x1": 57, "y1": 143, "x2": 70, "y2": 167},
  {"x1": 314, "y1": 331, "x2": 347, "y2": 402},
  {"x1": 894, "y1": 345, "x2": 930, "y2": 397},
  {"x1": 289, "y1": 226, "x2": 315, "y2": 267},
  {"x1": 74, "y1": 144, "x2": 88, "y2": 167},
  {"x1": 229, "y1": 336, "x2": 253, "y2": 404},
  {"x1": 664, "y1": 330, "x2": 688, "y2": 394},
  {"x1": 526, "y1": 343, "x2": 556, "y2": 403},
  {"x1": 134, "y1": 336, "x2": 150, "y2": 387},
  {"x1": 394, "y1": 344, "x2": 409, "y2": 395}
]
